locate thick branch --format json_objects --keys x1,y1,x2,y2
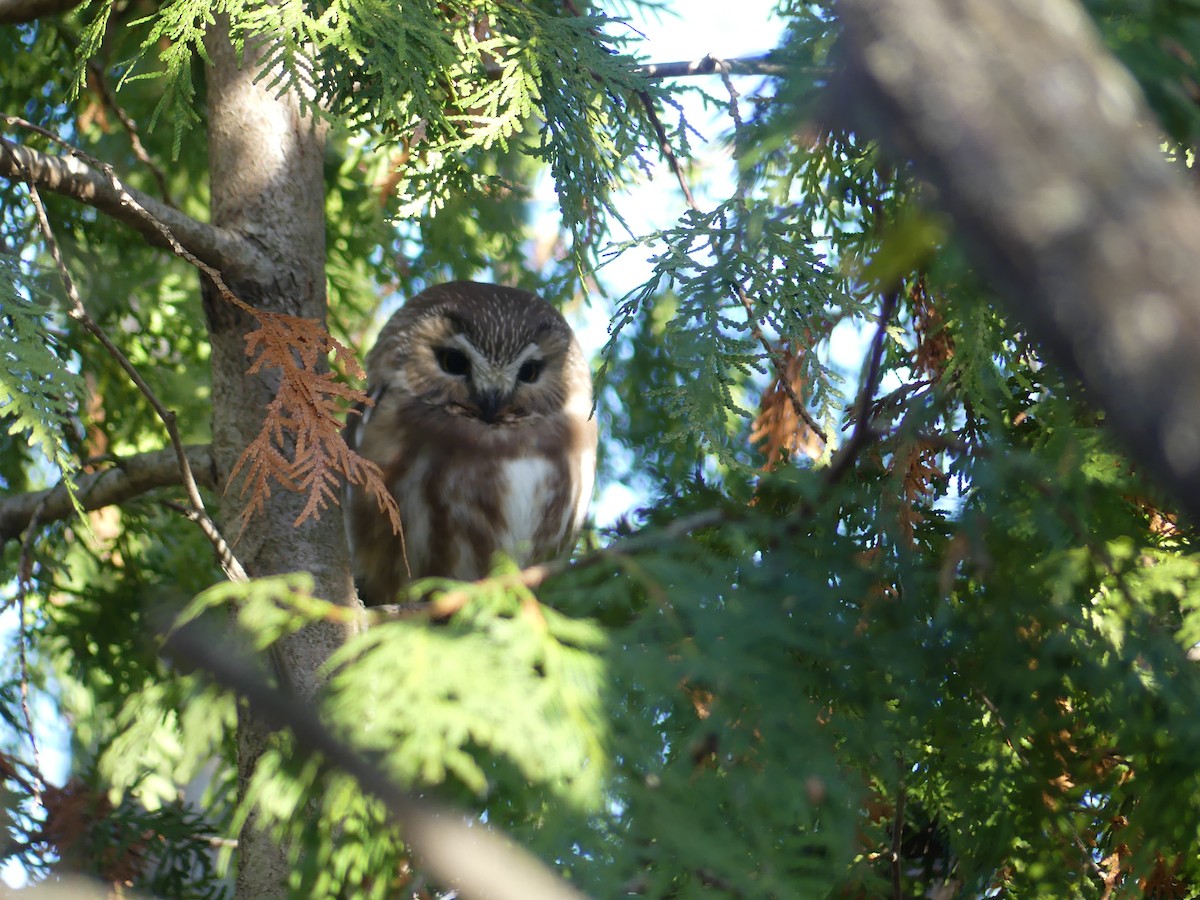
[
  {"x1": 835, "y1": 0, "x2": 1200, "y2": 521},
  {"x1": 0, "y1": 445, "x2": 216, "y2": 544},
  {"x1": 0, "y1": 0, "x2": 81, "y2": 24},
  {"x1": 0, "y1": 138, "x2": 267, "y2": 278}
]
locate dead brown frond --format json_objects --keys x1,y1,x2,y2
[
  {"x1": 891, "y1": 436, "x2": 945, "y2": 544},
  {"x1": 1139, "y1": 853, "x2": 1189, "y2": 899},
  {"x1": 750, "y1": 341, "x2": 824, "y2": 469},
  {"x1": 228, "y1": 309, "x2": 401, "y2": 540},
  {"x1": 910, "y1": 275, "x2": 954, "y2": 380}
]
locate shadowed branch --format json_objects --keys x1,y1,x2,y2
[
  {"x1": 0, "y1": 445, "x2": 216, "y2": 544},
  {"x1": 0, "y1": 0, "x2": 81, "y2": 23}
]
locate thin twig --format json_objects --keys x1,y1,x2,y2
[
  {"x1": 15, "y1": 496, "x2": 48, "y2": 798},
  {"x1": 715, "y1": 61, "x2": 829, "y2": 445},
  {"x1": 0, "y1": 750, "x2": 45, "y2": 797},
  {"x1": 636, "y1": 54, "x2": 791, "y2": 81},
  {"x1": 15, "y1": 593, "x2": 40, "y2": 787},
  {"x1": 722, "y1": 67, "x2": 824, "y2": 444},
  {"x1": 890, "y1": 761, "x2": 906, "y2": 900},
  {"x1": 365, "y1": 507, "x2": 730, "y2": 623},
  {"x1": 623, "y1": 49, "x2": 828, "y2": 445},
  {"x1": 826, "y1": 290, "x2": 900, "y2": 483},
  {"x1": 635, "y1": 83, "x2": 699, "y2": 208},
  {"x1": 159, "y1": 501, "x2": 246, "y2": 582},
  {"x1": 476, "y1": 51, "x2": 790, "y2": 83},
  {"x1": 84, "y1": 63, "x2": 173, "y2": 204},
  {"x1": 7, "y1": 137, "x2": 247, "y2": 583}
]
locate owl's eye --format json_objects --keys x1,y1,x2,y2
[
  {"x1": 436, "y1": 347, "x2": 471, "y2": 377},
  {"x1": 517, "y1": 359, "x2": 544, "y2": 384}
]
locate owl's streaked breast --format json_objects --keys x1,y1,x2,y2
[{"x1": 357, "y1": 411, "x2": 594, "y2": 601}]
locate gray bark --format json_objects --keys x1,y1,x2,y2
[
  {"x1": 0, "y1": 445, "x2": 215, "y2": 544},
  {"x1": 0, "y1": 139, "x2": 266, "y2": 277},
  {"x1": 834, "y1": 0, "x2": 1200, "y2": 520},
  {"x1": 202, "y1": 20, "x2": 356, "y2": 898}
]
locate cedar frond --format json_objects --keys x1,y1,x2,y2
[
  {"x1": 910, "y1": 276, "x2": 954, "y2": 380},
  {"x1": 891, "y1": 436, "x2": 945, "y2": 545},
  {"x1": 228, "y1": 308, "x2": 401, "y2": 539},
  {"x1": 750, "y1": 341, "x2": 823, "y2": 469}
]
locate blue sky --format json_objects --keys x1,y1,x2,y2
[{"x1": 565, "y1": 1, "x2": 787, "y2": 523}]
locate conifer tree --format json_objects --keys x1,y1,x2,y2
[{"x1": 5, "y1": 1, "x2": 1200, "y2": 897}]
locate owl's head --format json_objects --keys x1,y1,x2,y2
[{"x1": 365, "y1": 281, "x2": 591, "y2": 425}]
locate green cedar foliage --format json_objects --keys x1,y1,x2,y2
[
  {"x1": 1, "y1": 265, "x2": 87, "y2": 511},
  {"x1": 5, "y1": 0, "x2": 1200, "y2": 898}
]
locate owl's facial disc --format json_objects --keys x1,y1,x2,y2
[{"x1": 434, "y1": 333, "x2": 546, "y2": 424}]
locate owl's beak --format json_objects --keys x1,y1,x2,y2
[{"x1": 474, "y1": 387, "x2": 509, "y2": 424}]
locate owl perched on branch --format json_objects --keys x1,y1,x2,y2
[{"x1": 344, "y1": 281, "x2": 598, "y2": 606}]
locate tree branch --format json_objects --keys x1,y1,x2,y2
[
  {"x1": 834, "y1": 0, "x2": 1200, "y2": 522},
  {"x1": 0, "y1": 0, "x2": 81, "y2": 24},
  {"x1": 0, "y1": 445, "x2": 216, "y2": 544},
  {"x1": 636, "y1": 54, "x2": 790, "y2": 80},
  {"x1": 827, "y1": 291, "x2": 900, "y2": 483},
  {"x1": 161, "y1": 618, "x2": 591, "y2": 900},
  {"x1": 0, "y1": 133, "x2": 267, "y2": 278}
]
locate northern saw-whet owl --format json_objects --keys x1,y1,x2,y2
[{"x1": 344, "y1": 281, "x2": 598, "y2": 606}]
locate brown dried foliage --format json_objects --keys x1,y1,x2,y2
[
  {"x1": 227, "y1": 306, "x2": 401, "y2": 541},
  {"x1": 884, "y1": 278, "x2": 956, "y2": 544},
  {"x1": 750, "y1": 341, "x2": 824, "y2": 469},
  {"x1": 1126, "y1": 493, "x2": 1182, "y2": 539},
  {"x1": 1139, "y1": 854, "x2": 1190, "y2": 899},
  {"x1": 910, "y1": 275, "x2": 954, "y2": 380},
  {"x1": 891, "y1": 436, "x2": 945, "y2": 545},
  {"x1": 34, "y1": 779, "x2": 148, "y2": 889}
]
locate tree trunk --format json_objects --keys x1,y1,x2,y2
[{"x1": 203, "y1": 20, "x2": 355, "y2": 897}]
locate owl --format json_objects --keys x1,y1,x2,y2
[{"x1": 343, "y1": 281, "x2": 598, "y2": 606}]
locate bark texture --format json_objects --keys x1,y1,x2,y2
[
  {"x1": 835, "y1": 0, "x2": 1200, "y2": 519},
  {"x1": 0, "y1": 139, "x2": 265, "y2": 276},
  {"x1": 0, "y1": 445, "x2": 215, "y2": 544},
  {"x1": 202, "y1": 20, "x2": 354, "y2": 898}
]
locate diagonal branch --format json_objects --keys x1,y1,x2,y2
[
  {"x1": 161, "y1": 618, "x2": 590, "y2": 900},
  {"x1": 0, "y1": 134, "x2": 267, "y2": 278},
  {"x1": 0, "y1": 445, "x2": 216, "y2": 544},
  {"x1": 0, "y1": 0, "x2": 81, "y2": 24},
  {"x1": 826, "y1": 291, "x2": 900, "y2": 483}
]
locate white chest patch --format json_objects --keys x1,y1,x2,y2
[{"x1": 498, "y1": 456, "x2": 557, "y2": 562}]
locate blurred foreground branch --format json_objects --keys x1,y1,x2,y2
[
  {"x1": 835, "y1": 0, "x2": 1200, "y2": 520},
  {"x1": 160, "y1": 620, "x2": 591, "y2": 900}
]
